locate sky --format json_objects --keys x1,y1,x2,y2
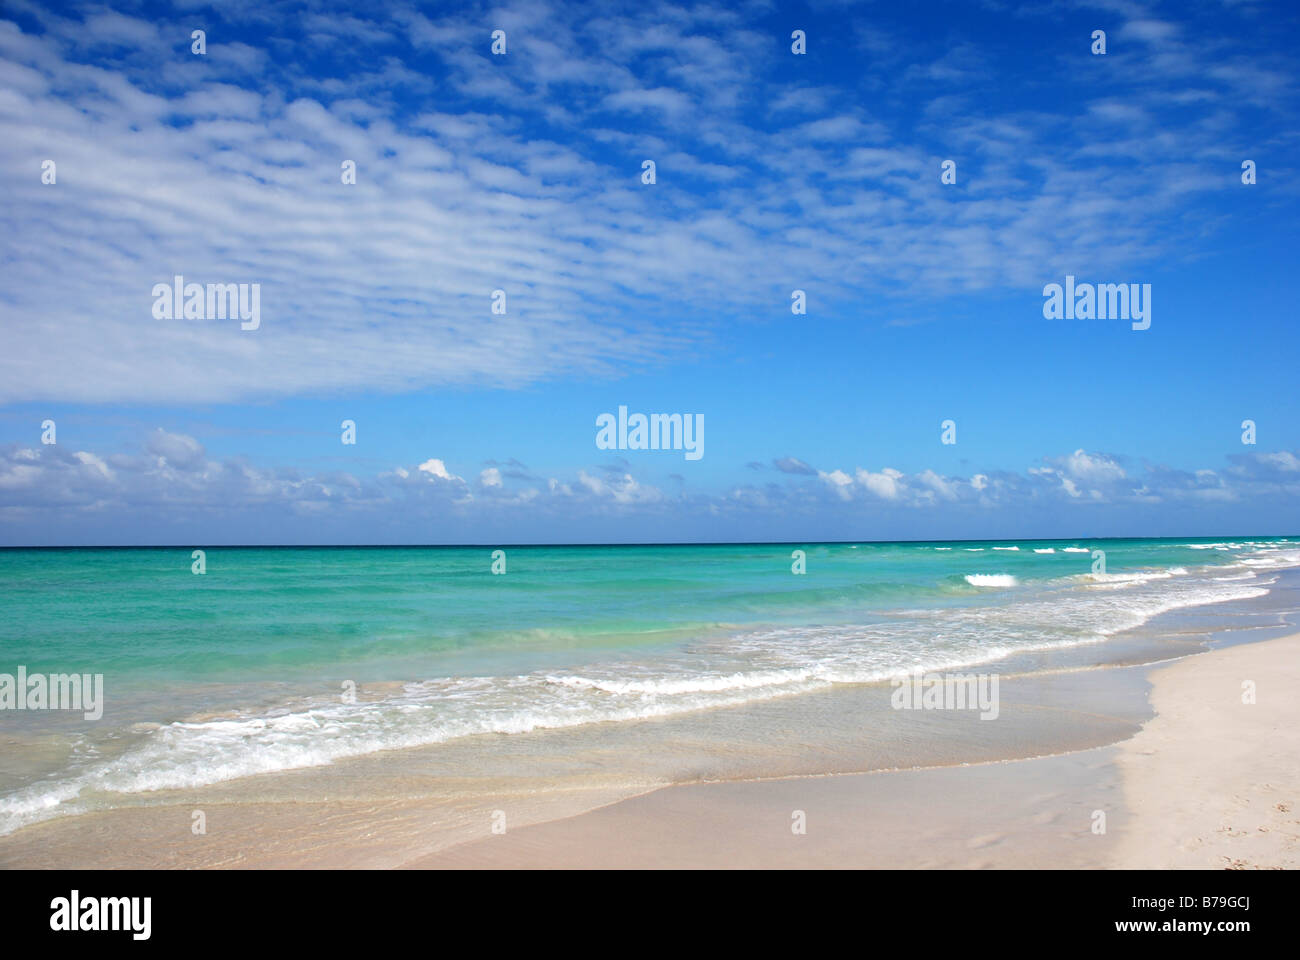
[{"x1": 0, "y1": 0, "x2": 1297, "y2": 545}]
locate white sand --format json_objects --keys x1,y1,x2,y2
[
  {"x1": 410, "y1": 633, "x2": 1300, "y2": 868},
  {"x1": 1112, "y1": 632, "x2": 1300, "y2": 869}
]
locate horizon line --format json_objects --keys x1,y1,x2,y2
[{"x1": 1, "y1": 534, "x2": 1294, "y2": 550}]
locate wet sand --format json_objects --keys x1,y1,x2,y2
[{"x1": 408, "y1": 632, "x2": 1300, "y2": 869}]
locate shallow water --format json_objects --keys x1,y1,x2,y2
[{"x1": 1, "y1": 536, "x2": 1296, "y2": 836}]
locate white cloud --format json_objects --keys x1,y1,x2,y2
[
  {"x1": 819, "y1": 469, "x2": 854, "y2": 500},
  {"x1": 417, "y1": 458, "x2": 460, "y2": 482},
  {"x1": 145, "y1": 429, "x2": 205, "y2": 470},
  {"x1": 1, "y1": 434, "x2": 1298, "y2": 541},
  {"x1": 856, "y1": 467, "x2": 904, "y2": 501},
  {"x1": 1059, "y1": 449, "x2": 1127, "y2": 484},
  {"x1": 0, "y1": 2, "x2": 1285, "y2": 405},
  {"x1": 577, "y1": 470, "x2": 662, "y2": 505},
  {"x1": 918, "y1": 469, "x2": 958, "y2": 500},
  {"x1": 1260, "y1": 452, "x2": 1300, "y2": 472}
]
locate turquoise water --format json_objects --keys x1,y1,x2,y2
[
  {"x1": 0, "y1": 536, "x2": 1295, "y2": 833},
  {"x1": 2, "y1": 538, "x2": 1286, "y2": 684}
]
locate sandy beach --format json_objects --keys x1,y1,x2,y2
[
  {"x1": 3, "y1": 627, "x2": 1296, "y2": 869},
  {"x1": 1113, "y1": 631, "x2": 1300, "y2": 869},
  {"x1": 407, "y1": 632, "x2": 1300, "y2": 869}
]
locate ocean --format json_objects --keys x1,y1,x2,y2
[{"x1": 1, "y1": 536, "x2": 1296, "y2": 838}]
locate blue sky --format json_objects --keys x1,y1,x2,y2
[{"x1": 0, "y1": 0, "x2": 1297, "y2": 544}]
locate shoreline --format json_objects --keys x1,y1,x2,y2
[
  {"x1": 1, "y1": 578, "x2": 1297, "y2": 868},
  {"x1": 404, "y1": 632, "x2": 1300, "y2": 869}
]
